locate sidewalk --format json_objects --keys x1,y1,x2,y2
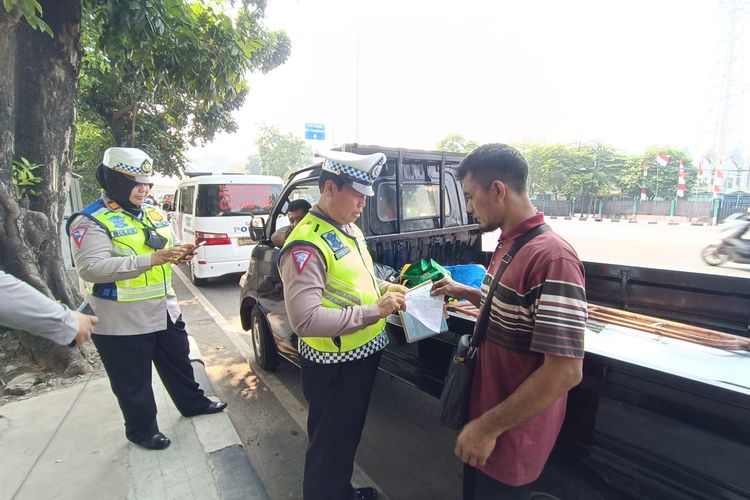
[{"x1": 0, "y1": 337, "x2": 269, "y2": 500}]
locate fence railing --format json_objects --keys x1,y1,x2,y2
[{"x1": 531, "y1": 194, "x2": 750, "y2": 223}]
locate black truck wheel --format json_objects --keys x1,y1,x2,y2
[{"x1": 251, "y1": 306, "x2": 279, "y2": 371}]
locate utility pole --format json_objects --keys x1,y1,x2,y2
[
  {"x1": 655, "y1": 162, "x2": 660, "y2": 199},
  {"x1": 589, "y1": 140, "x2": 601, "y2": 215},
  {"x1": 699, "y1": 0, "x2": 747, "y2": 191},
  {"x1": 354, "y1": 33, "x2": 360, "y2": 144}
]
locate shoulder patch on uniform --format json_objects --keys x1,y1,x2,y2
[
  {"x1": 292, "y1": 248, "x2": 313, "y2": 273},
  {"x1": 105, "y1": 199, "x2": 121, "y2": 210},
  {"x1": 147, "y1": 210, "x2": 164, "y2": 222},
  {"x1": 71, "y1": 227, "x2": 88, "y2": 247},
  {"x1": 321, "y1": 230, "x2": 350, "y2": 260}
]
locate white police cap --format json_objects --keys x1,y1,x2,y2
[
  {"x1": 102, "y1": 147, "x2": 154, "y2": 184},
  {"x1": 319, "y1": 150, "x2": 386, "y2": 196}
]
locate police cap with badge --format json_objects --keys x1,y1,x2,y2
[
  {"x1": 318, "y1": 150, "x2": 387, "y2": 196},
  {"x1": 95, "y1": 147, "x2": 166, "y2": 249},
  {"x1": 102, "y1": 147, "x2": 155, "y2": 184}
]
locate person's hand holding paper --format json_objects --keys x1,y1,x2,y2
[{"x1": 400, "y1": 281, "x2": 449, "y2": 342}]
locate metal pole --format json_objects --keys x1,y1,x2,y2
[
  {"x1": 354, "y1": 33, "x2": 360, "y2": 144},
  {"x1": 655, "y1": 163, "x2": 660, "y2": 199}
]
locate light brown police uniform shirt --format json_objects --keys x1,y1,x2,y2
[
  {"x1": 69, "y1": 199, "x2": 181, "y2": 336},
  {"x1": 278, "y1": 211, "x2": 390, "y2": 338}
]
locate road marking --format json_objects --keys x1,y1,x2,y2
[{"x1": 173, "y1": 267, "x2": 389, "y2": 499}]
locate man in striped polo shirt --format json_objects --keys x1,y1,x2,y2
[{"x1": 432, "y1": 144, "x2": 586, "y2": 499}]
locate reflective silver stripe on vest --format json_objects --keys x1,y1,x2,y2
[
  {"x1": 112, "y1": 246, "x2": 138, "y2": 256},
  {"x1": 116, "y1": 283, "x2": 172, "y2": 301},
  {"x1": 322, "y1": 284, "x2": 361, "y2": 308},
  {"x1": 324, "y1": 283, "x2": 361, "y2": 305},
  {"x1": 322, "y1": 291, "x2": 353, "y2": 309},
  {"x1": 298, "y1": 330, "x2": 389, "y2": 364},
  {"x1": 327, "y1": 274, "x2": 363, "y2": 304}
]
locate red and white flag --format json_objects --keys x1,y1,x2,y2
[
  {"x1": 677, "y1": 159, "x2": 686, "y2": 198},
  {"x1": 640, "y1": 188, "x2": 648, "y2": 201},
  {"x1": 713, "y1": 160, "x2": 725, "y2": 197},
  {"x1": 656, "y1": 152, "x2": 670, "y2": 167}
]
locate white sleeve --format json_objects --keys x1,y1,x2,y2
[{"x1": 0, "y1": 271, "x2": 77, "y2": 345}]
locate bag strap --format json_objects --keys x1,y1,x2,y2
[{"x1": 470, "y1": 224, "x2": 550, "y2": 350}]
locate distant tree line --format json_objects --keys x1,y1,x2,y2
[{"x1": 437, "y1": 134, "x2": 701, "y2": 202}]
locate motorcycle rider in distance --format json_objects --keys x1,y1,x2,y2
[{"x1": 701, "y1": 209, "x2": 750, "y2": 267}]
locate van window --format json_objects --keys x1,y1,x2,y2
[
  {"x1": 178, "y1": 186, "x2": 195, "y2": 215},
  {"x1": 196, "y1": 183, "x2": 281, "y2": 217}
]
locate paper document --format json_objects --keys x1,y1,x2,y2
[
  {"x1": 399, "y1": 281, "x2": 448, "y2": 343},
  {"x1": 404, "y1": 282, "x2": 445, "y2": 332}
]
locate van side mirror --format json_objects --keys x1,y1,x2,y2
[{"x1": 251, "y1": 216, "x2": 266, "y2": 241}]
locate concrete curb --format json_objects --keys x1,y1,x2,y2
[
  {"x1": 546, "y1": 215, "x2": 715, "y2": 226},
  {"x1": 187, "y1": 334, "x2": 271, "y2": 500}
]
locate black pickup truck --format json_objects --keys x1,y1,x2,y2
[{"x1": 239, "y1": 144, "x2": 750, "y2": 499}]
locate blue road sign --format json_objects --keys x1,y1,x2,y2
[{"x1": 304, "y1": 123, "x2": 325, "y2": 140}]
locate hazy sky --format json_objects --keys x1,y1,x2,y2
[{"x1": 188, "y1": 0, "x2": 746, "y2": 172}]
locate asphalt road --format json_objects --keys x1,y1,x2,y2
[
  {"x1": 178, "y1": 220, "x2": 749, "y2": 500},
  {"x1": 175, "y1": 271, "x2": 462, "y2": 500},
  {"x1": 485, "y1": 218, "x2": 750, "y2": 277}
]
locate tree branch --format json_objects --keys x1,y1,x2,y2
[
  {"x1": 0, "y1": 6, "x2": 24, "y2": 29},
  {"x1": 112, "y1": 102, "x2": 135, "y2": 122}
]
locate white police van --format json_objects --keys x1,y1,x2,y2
[{"x1": 171, "y1": 173, "x2": 284, "y2": 286}]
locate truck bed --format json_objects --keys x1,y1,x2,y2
[{"x1": 583, "y1": 261, "x2": 750, "y2": 338}]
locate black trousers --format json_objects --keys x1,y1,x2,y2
[
  {"x1": 463, "y1": 465, "x2": 531, "y2": 500},
  {"x1": 301, "y1": 351, "x2": 382, "y2": 500},
  {"x1": 92, "y1": 315, "x2": 210, "y2": 442}
]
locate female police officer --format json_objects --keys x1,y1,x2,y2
[{"x1": 67, "y1": 147, "x2": 226, "y2": 450}]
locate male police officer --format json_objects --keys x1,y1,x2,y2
[{"x1": 279, "y1": 150, "x2": 407, "y2": 500}]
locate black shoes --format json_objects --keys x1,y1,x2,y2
[
  {"x1": 129, "y1": 431, "x2": 171, "y2": 450},
  {"x1": 354, "y1": 487, "x2": 378, "y2": 500},
  {"x1": 185, "y1": 400, "x2": 227, "y2": 417}
]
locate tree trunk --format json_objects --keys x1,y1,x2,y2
[{"x1": 0, "y1": 1, "x2": 88, "y2": 375}]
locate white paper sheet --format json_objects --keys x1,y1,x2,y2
[{"x1": 404, "y1": 283, "x2": 445, "y2": 333}]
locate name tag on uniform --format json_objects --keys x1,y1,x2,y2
[
  {"x1": 321, "y1": 230, "x2": 350, "y2": 260},
  {"x1": 111, "y1": 228, "x2": 139, "y2": 237}
]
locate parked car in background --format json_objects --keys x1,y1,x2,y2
[{"x1": 171, "y1": 173, "x2": 283, "y2": 286}]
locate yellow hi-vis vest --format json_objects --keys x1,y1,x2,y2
[
  {"x1": 74, "y1": 199, "x2": 173, "y2": 302},
  {"x1": 281, "y1": 211, "x2": 387, "y2": 363}
]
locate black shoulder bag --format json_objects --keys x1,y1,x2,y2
[{"x1": 439, "y1": 224, "x2": 550, "y2": 430}]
